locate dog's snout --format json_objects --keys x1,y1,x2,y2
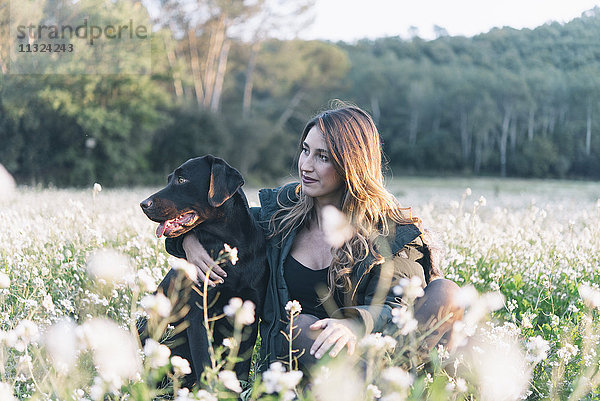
[{"x1": 140, "y1": 198, "x2": 153, "y2": 210}]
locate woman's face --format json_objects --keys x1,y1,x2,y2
[{"x1": 298, "y1": 126, "x2": 344, "y2": 206}]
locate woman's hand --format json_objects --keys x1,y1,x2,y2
[
  {"x1": 182, "y1": 234, "x2": 227, "y2": 287},
  {"x1": 309, "y1": 318, "x2": 357, "y2": 359}
]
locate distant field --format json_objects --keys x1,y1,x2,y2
[{"x1": 0, "y1": 178, "x2": 599, "y2": 400}]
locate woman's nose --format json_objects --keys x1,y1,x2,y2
[{"x1": 300, "y1": 156, "x2": 313, "y2": 171}]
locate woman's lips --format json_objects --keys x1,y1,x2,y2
[{"x1": 302, "y1": 175, "x2": 317, "y2": 184}]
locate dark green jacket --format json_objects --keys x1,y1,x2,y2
[{"x1": 254, "y1": 183, "x2": 427, "y2": 368}]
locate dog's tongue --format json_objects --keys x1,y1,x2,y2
[{"x1": 156, "y1": 222, "x2": 167, "y2": 238}]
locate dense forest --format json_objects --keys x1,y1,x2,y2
[{"x1": 1, "y1": 0, "x2": 600, "y2": 187}]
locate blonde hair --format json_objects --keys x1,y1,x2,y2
[{"x1": 270, "y1": 102, "x2": 421, "y2": 302}]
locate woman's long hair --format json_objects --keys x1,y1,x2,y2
[{"x1": 270, "y1": 102, "x2": 421, "y2": 302}]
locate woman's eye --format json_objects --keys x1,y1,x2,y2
[
  {"x1": 319, "y1": 154, "x2": 329, "y2": 162},
  {"x1": 302, "y1": 148, "x2": 309, "y2": 155}
]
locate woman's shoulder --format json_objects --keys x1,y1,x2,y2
[
  {"x1": 390, "y1": 222, "x2": 422, "y2": 254},
  {"x1": 257, "y1": 182, "x2": 299, "y2": 218}
]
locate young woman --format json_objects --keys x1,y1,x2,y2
[{"x1": 166, "y1": 103, "x2": 462, "y2": 370}]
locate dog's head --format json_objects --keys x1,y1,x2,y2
[{"x1": 140, "y1": 155, "x2": 244, "y2": 238}]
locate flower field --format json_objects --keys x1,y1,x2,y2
[{"x1": 0, "y1": 178, "x2": 599, "y2": 400}]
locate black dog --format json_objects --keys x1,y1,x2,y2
[{"x1": 140, "y1": 155, "x2": 267, "y2": 387}]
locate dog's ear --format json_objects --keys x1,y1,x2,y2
[{"x1": 208, "y1": 157, "x2": 244, "y2": 207}]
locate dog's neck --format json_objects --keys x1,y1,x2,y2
[{"x1": 195, "y1": 190, "x2": 254, "y2": 248}]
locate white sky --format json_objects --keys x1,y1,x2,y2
[{"x1": 299, "y1": 0, "x2": 600, "y2": 41}]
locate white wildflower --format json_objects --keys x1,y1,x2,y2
[
  {"x1": 464, "y1": 188, "x2": 472, "y2": 196},
  {"x1": 456, "y1": 377, "x2": 467, "y2": 392},
  {"x1": 14, "y1": 319, "x2": 40, "y2": 345},
  {"x1": 321, "y1": 205, "x2": 354, "y2": 248},
  {"x1": 171, "y1": 356, "x2": 192, "y2": 375},
  {"x1": 218, "y1": 370, "x2": 242, "y2": 393},
  {"x1": 382, "y1": 366, "x2": 413, "y2": 389},
  {"x1": 89, "y1": 376, "x2": 104, "y2": 400},
  {"x1": 140, "y1": 293, "x2": 172, "y2": 318},
  {"x1": 482, "y1": 291, "x2": 505, "y2": 311},
  {"x1": 86, "y1": 249, "x2": 134, "y2": 285},
  {"x1": 238, "y1": 300, "x2": 255, "y2": 325},
  {"x1": 196, "y1": 389, "x2": 218, "y2": 401},
  {"x1": 392, "y1": 276, "x2": 424, "y2": 302},
  {"x1": 222, "y1": 337, "x2": 236, "y2": 348},
  {"x1": 223, "y1": 297, "x2": 243, "y2": 317},
  {"x1": 0, "y1": 382, "x2": 16, "y2": 401},
  {"x1": 168, "y1": 256, "x2": 198, "y2": 282},
  {"x1": 16, "y1": 355, "x2": 33, "y2": 376},
  {"x1": 557, "y1": 343, "x2": 578, "y2": 363},
  {"x1": 391, "y1": 307, "x2": 418, "y2": 335},
  {"x1": 526, "y1": 335, "x2": 550, "y2": 364},
  {"x1": 78, "y1": 318, "x2": 142, "y2": 386},
  {"x1": 437, "y1": 344, "x2": 450, "y2": 361},
  {"x1": 579, "y1": 283, "x2": 600, "y2": 309},
  {"x1": 478, "y1": 195, "x2": 487, "y2": 206},
  {"x1": 137, "y1": 269, "x2": 157, "y2": 292},
  {"x1": 366, "y1": 384, "x2": 382, "y2": 399},
  {"x1": 456, "y1": 285, "x2": 479, "y2": 307},
  {"x1": 465, "y1": 332, "x2": 530, "y2": 401},
  {"x1": 521, "y1": 312, "x2": 536, "y2": 329},
  {"x1": 263, "y1": 362, "x2": 303, "y2": 399},
  {"x1": 0, "y1": 272, "x2": 10, "y2": 289},
  {"x1": 143, "y1": 339, "x2": 171, "y2": 369},
  {"x1": 359, "y1": 333, "x2": 397, "y2": 351},
  {"x1": 42, "y1": 294, "x2": 55, "y2": 313},
  {"x1": 285, "y1": 300, "x2": 302, "y2": 315},
  {"x1": 174, "y1": 388, "x2": 192, "y2": 401},
  {"x1": 223, "y1": 244, "x2": 239, "y2": 265},
  {"x1": 223, "y1": 297, "x2": 255, "y2": 325},
  {"x1": 44, "y1": 319, "x2": 78, "y2": 374}
]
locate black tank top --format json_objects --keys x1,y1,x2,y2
[{"x1": 283, "y1": 255, "x2": 329, "y2": 319}]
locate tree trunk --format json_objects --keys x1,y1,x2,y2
[
  {"x1": 203, "y1": 16, "x2": 227, "y2": 109},
  {"x1": 276, "y1": 90, "x2": 305, "y2": 130},
  {"x1": 187, "y1": 29, "x2": 204, "y2": 107},
  {"x1": 460, "y1": 110, "x2": 470, "y2": 162},
  {"x1": 548, "y1": 109, "x2": 556, "y2": 134},
  {"x1": 242, "y1": 41, "x2": 261, "y2": 119},
  {"x1": 528, "y1": 107, "x2": 534, "y2": 141},
  {"x1": 510, "y1": 116, "x2": 517, "y2": 152},
  {"x1": 164, "y1": 35, "x2": 183, "y2": 100},
  {"x1": 370, "y1": 95, "x2": 380, "y2": 124},
  {"x1": 210, "y1": 40, "x2": 231, "y2": 113},
  {"x1": 586, "y1": 97, "x2": 592, "y2": 156},
  {"x1": 474, "y1": 130, "x2": 483, "y2": 174},
  {"x1": 500, "y1": 105, "x2": 512, "y2": 177},
  {"x1": 408, "y1": 109, "x2": 419, "y2": 146}
]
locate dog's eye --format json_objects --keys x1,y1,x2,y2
[{"x1": 177, "y1": 176, "x2": 188, "y2": 184}]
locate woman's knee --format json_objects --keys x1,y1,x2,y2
[
  {"x1": 416, "y1": 278, "x2": 464, "y2": 327},
  {"x1": 413, "y1": 279, "x2": 464, "y2": 350},
  {"x1": 286, "y1": 314, "x2": 320, "y2": 342}
]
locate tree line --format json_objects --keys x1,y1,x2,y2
[{"x1": 1, "y1": 0, "x2": 599, "y2": 187}]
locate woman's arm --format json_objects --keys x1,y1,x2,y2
[
  {"x1": 335, "y1": 249, "x2": 426, "y2": 334},
  {"x1": 164, "y1": 206, "x2": 262, "y2": 286}
]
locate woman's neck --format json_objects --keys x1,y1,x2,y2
[{"x1": 312, "y1": 193, "x2": 343, "y2": 228}]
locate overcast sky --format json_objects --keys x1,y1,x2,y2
[{"x1": 298, "y1": 0, "x2": 600, "y2": 41}]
